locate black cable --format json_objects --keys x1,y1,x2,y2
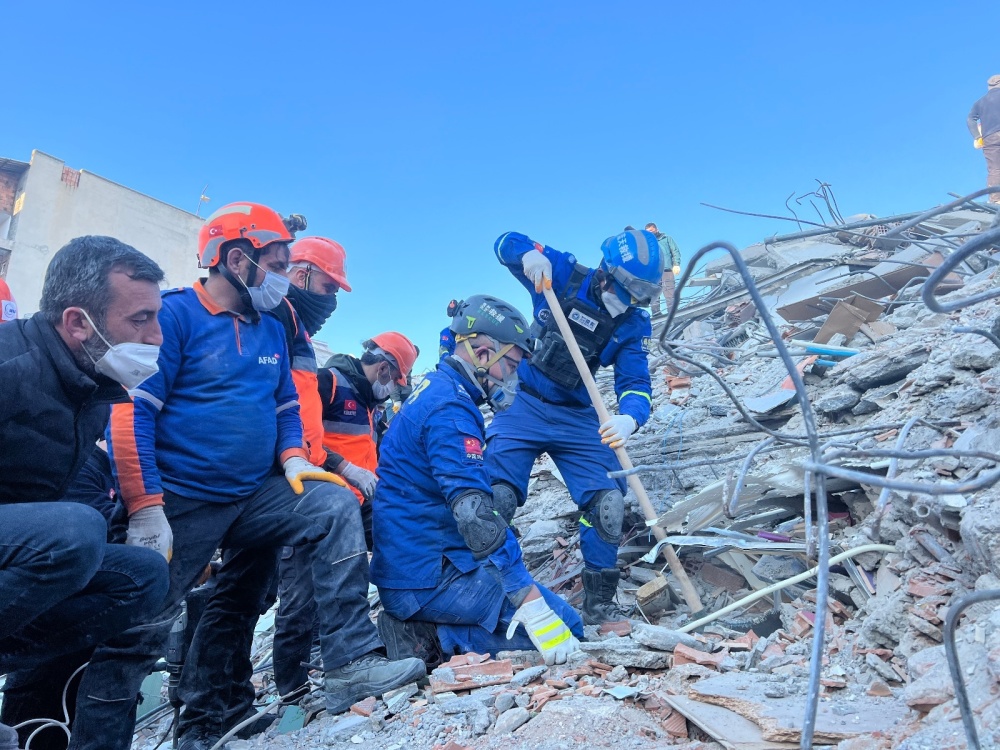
[{"x1": 943, "y1": 589, "x2": 1000, "y2": 750}]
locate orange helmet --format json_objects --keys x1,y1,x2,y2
[
  {"x1": 289, "y1": 237, "x2": 352, "y2": 292},
  {"x1": 198, "y1": 202, "x2": 293, "y2": 269},
  {"x1": 367, "y1": 332, "x2": 418, "y2": 385}
]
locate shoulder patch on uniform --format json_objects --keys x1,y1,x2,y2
[
  {"x1": 641, "y1": 337, "x2": 652, "y2": 352},
  {"x1": 638, "y1": 309, "x2": 650, "y2": 320},
  {"x1": 464, "y1": 437, "x2": 483, "y2": 460}
]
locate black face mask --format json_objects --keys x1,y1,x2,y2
[{"x1": 287, "y1": 284, "x2": 338, "y2": 336}]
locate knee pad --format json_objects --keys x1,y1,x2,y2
[
  {"x1": 451, "y1": 490, "x2": 508, "y2": 560},
  {"x1": 582, "y1": 489, "x2": 624, "y2": 545},
  {"x1": 490, "y1": 481, "x2": 521, "y2": 524}
]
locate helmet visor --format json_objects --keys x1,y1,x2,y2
[{"x1": 607, "y1": 266, "x2": 662, "y2": 304}]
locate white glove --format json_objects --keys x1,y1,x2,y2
[
  {"x1": 338, "y1": 460, "x2": 377, "y2": 500},
  {"x1": 506, "y1": 596, "x2": 580, "y2": 665},
  {"x1": 521, "y1": 249, "x2": 553, "y2": 293},
  {"x1": 127, "y1": 505, "x2": 173, "y2": 562},
  {"x1": 283, "y1": 456, "x2": 348, "y2": 495},
  {"x1": 599, "y1": 414, "x2": 637, "y2": 449}
]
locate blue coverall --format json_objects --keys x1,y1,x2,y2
[
  {"x1": 488, "y1": 232, "x2": 654, "y2": 571},
  {"x1": 370, "y1": 362, "x2": 584, "y2": 656}
]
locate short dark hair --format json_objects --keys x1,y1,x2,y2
[{"x1": 40, "y1": 236, "x2": 164, "y2": 325}]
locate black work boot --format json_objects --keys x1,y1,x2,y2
[
  {"x1": 581, "y1": 568, "x2": 628, "y2": 625},
  {"x1": 323, "y1": 651, "x2": 426, "y2": 715},
  {"x1": 177, "y1": 729, "x2": 221, "y2": 750},
  {"x1": 377, "y1": 611, "x2": 444, "y2": 670}
]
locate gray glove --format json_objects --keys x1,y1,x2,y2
[
  {"x1": 339, "y1": 460, "x2": 378, "y2": 500},
  {"x1": 126, "y1": 505, "x2": 173, "y2": 562}
]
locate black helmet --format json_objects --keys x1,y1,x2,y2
[{"x1": 448, "y1": 294, "x2": 533, "y2": 355}]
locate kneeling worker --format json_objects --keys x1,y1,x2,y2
[{"x1": 371, "y1": 295, "x2": 583, "y2": 666}]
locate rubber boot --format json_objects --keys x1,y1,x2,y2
[{"x1": 581, "y1": 568, "x2": 628, "y2": 625}]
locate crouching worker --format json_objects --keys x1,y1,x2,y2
[
  {"x1": 372, "y1": 295, "x2": 583, "y2": 667},
  {"x1": 0, "y1": 237, "x2": 169, "y2": 745},
  {"x1": 66, "y1": 203, "x2": 424, "y2": 750}
]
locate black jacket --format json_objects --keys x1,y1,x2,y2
[
  {"x1": 0, "y1": 313, "x2": 129, "y2": 504},
  {"x1": 968, "y1": 88, "x2": 1000, "y2": 139}
]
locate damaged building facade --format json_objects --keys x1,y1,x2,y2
[
  {"x1": 120, "y1": 188, "x2": 1000, "y2": 750},
  {"x1": 0, "y1": 150, "x2": 203, "y2": 313}
]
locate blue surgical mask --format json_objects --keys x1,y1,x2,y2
[{"x1": 243, "y1": 257, "x2": 290, "y2": 312}]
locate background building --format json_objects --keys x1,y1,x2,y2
[{"x1": 0, "y1": 150, "x2": 203, "y2": 314}]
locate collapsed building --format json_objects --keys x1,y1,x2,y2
[{"x1": 131, "y1": 188, "x2": 1000, "y2": 750}]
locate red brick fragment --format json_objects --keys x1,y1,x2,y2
[
  {"x1": 350, "y1": 695, "x2": 378, "y2": 716},
  {"x1": 672, "y1": 643, "x2": 727, "y2": 669},
  {"x1": 599, "y1": 620, "x2": 632, "y2": 637}
]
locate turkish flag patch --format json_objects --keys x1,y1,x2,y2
[
  {"x1": 464, "y1": 437, "x2": 483, "y2": 460},
  {"x1": 344, "y1": 399, "x2": 357, "y2": 411}
]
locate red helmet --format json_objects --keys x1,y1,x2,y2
[
  {"x1": 198, "y1": 202, "x2": 292, "y2": 269},
  {"x1": 368, "y1": 332, "x2": 418, "y2": 385},
  {"x1": 289, "y1": 237, "x2": 352, "y2": 292}
]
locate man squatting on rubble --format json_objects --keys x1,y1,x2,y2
[
  {"x1": 62, "y1": 202, "x2": 424, "y2": 750},
  {"x1": 172, "y1": 224, "x2": 422, "y2": 749},
  {"x1": 486, "y1": 229, "x2": 663, "y2": 625},
  {"x1": 0, "y1": 238, "x2": 170, "y2": 748},
  {"x1": 968, "y1": 74, "x2": 1000, "y2": 204},
  {"x1": 373, "y1": 295, "x2": 584, "y2": 666}
]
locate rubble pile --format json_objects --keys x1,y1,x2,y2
[{"x1": 133, "y1": 195, "x2": 1000, "y2": 749}]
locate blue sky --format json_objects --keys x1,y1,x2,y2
[{"x1": 5, "y1": 1, "x2": 997, "y2": 373}]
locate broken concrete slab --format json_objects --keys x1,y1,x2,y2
[
  {"x1": 630, "y1": 622, "x2": 710, "y2": 653},
  {"x1": 578, "y1": 637, "x2": 672, "y2": 669},
  {"x1": 664, "y1": 694, "x2": 799, "y2": 750},
  {"x1": 814, "y1": 384, "x2": 862, "y2": 414},
  {"x1": 688, "y1": 671, "x2": 908, "y2": 743},
  {"x1": 838, "y1": 342, "x2": 930, "y2": 391}
]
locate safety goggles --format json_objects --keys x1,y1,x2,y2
[{"x1": 606, "y1": 265, "x2": 662, "y2": 304}]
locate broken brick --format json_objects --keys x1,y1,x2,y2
[
  {"x1": 672, "y1": 643, "x2": 727, "y2": 669},
  {"x1": 868, "y1": 679, "x2": 893, "y2": 697},
  {"x1": 350, "y1": 695, "x2": 378, "y2": 717},
  {"x1": 660, "y1": 708, "x2": 688, "y2": 738},
  {"x1": 429, "y1": 659, "x2": 514, "y2": 693},
  {"x1": 599, "y1": 620, "x2": 632, "y2": 637}
]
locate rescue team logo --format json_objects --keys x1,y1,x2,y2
[
  {"x1": 258, "y1": 353, "x2": 281, "y2": 365},
  {"x1": 641, "y1": 337, "x2": 652, "y2": 352},
  {"x1": 464, "y1": 437, "x2": 484, "y2": 460},
  {"x1": 343, "y1": 399, "x2": 357, "y2": 416},
  {"x1": 569, "y1": 308, "x2": 599, "y2": 332}
]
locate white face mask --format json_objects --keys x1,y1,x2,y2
[
  {"x1": 244, "y1": 257, "x2": 290, "y2": 312},
  {"x1": 372, "y1": 379, "x2": 393, "y2": 400},
  {"x1": 601, "y1": 290, "x2": 629, "y2": 318},
  {"x1": 80, "y1": 310, "x2": 160, "y2": 390}
]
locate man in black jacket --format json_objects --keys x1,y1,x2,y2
[
  {"x1": 968, "y1": 75, "x2": 1000, "y2": 204},
  {"x1": 0, "y1": 236, "x2": 170, "y2": 743}
]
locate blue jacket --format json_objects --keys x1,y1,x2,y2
[
  {"x1": 494, "y1": 232, "x2": 654, "y2": 426},
  {"x1": 109, "y1": 281, "x2": 306, "y2": 511},
  {"x1": 968, "y1": 87, "x2": 1000, "y2": 139},
  {"x1": 370, "y1": 362, "x2": 533, "y2": 594}
]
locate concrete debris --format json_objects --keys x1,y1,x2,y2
[{"x1": 125, "y1": 193, "x2": 1000, "y2": 750}]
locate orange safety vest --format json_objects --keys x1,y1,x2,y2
[{"x1": 321, "y1": 365, "x2": 378, "y2": 504}]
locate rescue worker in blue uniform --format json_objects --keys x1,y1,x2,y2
[
  {"x1": 372, "y1": 295, "x2": 583, "y2": 666},
  {"x1": 438, "y1": 299, "x2": 459, "y2": 358},
  {"x1": 487, "y1": 230, "x2": 662, "y2": 625}
]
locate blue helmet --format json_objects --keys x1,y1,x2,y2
[{"x1": 599, "y1": 229, "x2": 664, "y2": 307}]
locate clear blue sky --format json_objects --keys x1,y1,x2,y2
[{"x1": 5, "y1": 1, "x2": 997, "y2": 373}]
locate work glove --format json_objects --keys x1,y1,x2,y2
[
  {"x1": 338, "y1": 460, "x2": 378, "y2": 500},
  {"x1": 521, "y1": 249, "x2": 553, "y2": 293},
  {"x1": 283, "y1": 456, "x2": 349, "y2": 495},
  {"x1": 506, "y1": 596, "x2": 580, "y2": 666},
  {"x1": 672, "y1": 265, "x2": 681, "y2": 275},
  {"x1": 127, "y1": 505, "x2": 173, "y2": 562},
  {"x1": 975, "y1": 137, "x2": 984, "y2": 149},
  {"x1": 599, "y1": 414, "x2": 637, "y2": 449}
]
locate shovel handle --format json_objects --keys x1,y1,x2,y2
[{"x1": 540, "y1": 284, "x2": 703, "y2": 612}]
